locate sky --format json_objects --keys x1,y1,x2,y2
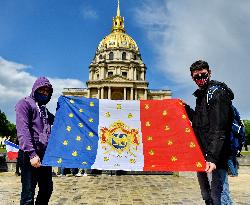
[{"x1": 0, "y1": 0, "x2": 250, "y2": 123}]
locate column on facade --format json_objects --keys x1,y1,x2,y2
[
  {"x1": 117, "y1": 66, "x2": 121, "y2": 75},
  {"x1": 108, "y1": 87, "x2": 111, "y2": 100},
  {"x1": 134, "y1": 68, "x2": 137, "y2": 80},
  {"x1": 134, "y1": 88, "x2": 138, "y2": 100},
  {"x1": 87, "y1": 89, "x2": 91, "y2": 98},
  {"x1": 99, "y1": 67, "x2": 103, "y2": 79},
  {"x1": 141, "y1": 69, "x2": 144, "y2": 80},
  {"x1": 102, "y1": 67, "x2": 105, "y2": 79},
  {"x1": 97, "y1": 88, "x2": 100, "y2": 99},
  {"x1": 129, "y1": 66, "x2": 133, "y2": 80},
  {"x1": 130, "y1": 88, "x2": 134, "y2": 100},
  {"x1": 101, "y1": 87, "x2": 104, "y2": 99},
  {"x1": 144, "y1": 89, "x2": 147, "y2": 100},
  {"x1": 123, "y1": 87, "x2": 127, "y2": 100}
]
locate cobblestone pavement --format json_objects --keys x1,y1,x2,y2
[{"x1": 0, "y1": 167, "x2": 249, "y2": 205}]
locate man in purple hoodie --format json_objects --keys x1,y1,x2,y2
[{"x1": 16, "y1": 77, "x2": 54, "y2": 205}]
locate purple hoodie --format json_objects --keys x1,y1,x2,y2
[{"x1": 16, "y1": 77, "x2": 54, "y2": 159}]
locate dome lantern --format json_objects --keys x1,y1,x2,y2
[{"x1": 97, "y1": 0, "x2": 139, "y2": 53}]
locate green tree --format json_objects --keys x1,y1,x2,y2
[
  {"x1": 0, "y1": 110, "x2": 16, "y2": 140},
  {"x1": 243, "y1": 120, "x2": 250, "y2": 145}
]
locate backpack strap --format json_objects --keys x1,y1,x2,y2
[{"x1": 207, "y1": 85, "x2": 226, "y2": 105}]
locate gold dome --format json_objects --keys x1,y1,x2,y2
[
  {"x1": 97, "y1": 32, "x2": 139, "y2": 53},
  {"x1": 96, "y1": 0, "x2": 139, "y2": 53}
]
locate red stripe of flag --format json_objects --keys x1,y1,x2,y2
[
  {"x1": 140, "y1": 99, "x2": 205, "y2": 171},
  {"x1": 7, "y1": 152, "x2": 18, "y2": 160}
]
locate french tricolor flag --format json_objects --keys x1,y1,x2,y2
[{"x1": 4, "y1": 140, "x2": 19, "y2": 160}]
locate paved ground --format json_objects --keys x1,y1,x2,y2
[{"x1": 0, "y1": 167, "x2": 250, "y2": 205}]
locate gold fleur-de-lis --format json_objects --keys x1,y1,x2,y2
[
  {"x1": 63, "y1": 140, "x2": 68, "y2": 146},
  {"x1": 182, "y1": 114, "x2": 187, "y2": 119},
  {"x1": 130, "y1": 159, "x2": 136, "y2": 164},
  {"x1": 78, "y1": 123, "x2": 83, "y2": 127},
  {"x1": 196, "y1": 162, "x2": 203, "y2": 168},
  {"x1": 105, "y1": 112, "x2": 110, "y2": 118},
  {"x1": 146, "y1": 121, "x2": 151, "y2": 127},
  {"x1": 171, "y1": 156, "x2": 177, "y2": 162},
  {"x1": 145, "y1": 104, "x2": 150, "y2": 110},
  {"x1": 86, "y1": 146, "x2": 91, "y2": 151},
  {"x1": 151, "y1": 165, "x2": 156, "y2": 168},
  {"x1": 167, "y1": 140, "x2": 173, "y2": 146},
  {"x1": 76, "y1": 136, "x2": 81, "y2": 141},
  {"x1": 104, "y1": 157, "x2": 109, "y2": 162},
  {"x1": 89, "y1": 132, "x2": 94, "y2": 137},
  {"x1": 179, "y1": 101, "x2": 183, "y2": 106},
  {"x1": 165, "y1": 125, "x2": 170, "y2": 131},
  {"x1": 72, "y1": 151, "x2": 78, "y2": 157},
  {"x1": 162, "y1": 110, "x2": 167, "y2": 116},
  {"x1": 185, "y1": 128, "x2": 191, "y2": 133},
  {"x1": 66, "y1": 126, "x2": 71, "y2": 132},
  {"x1": 89, "y1": 118, "x2": 93, "y2": 123},
  {"x1": 117, "y1": 104, "x2": 122, "y2": 110},
  {"x1": 57, "y1": 158, "x2": 62, "y2": 164},
  {"x1": 90, "y1": 102, "x2": 94, "y2": 107},
  {"x1": 69, "y1": 113, "x2": 74, "y2": 118},
  {"x1": 128, "y1": 113, "x2": 133, "y2": 119},
  {"x1": 79, "y1": 109, "x2": 83, "y2": 113},
  {"x1": 147, "y1": 136, "x2": 153, "y2": 141},
  {"x1": 70, "y1": 99, "x2": 74, "y2": 104},
  {"x1": 149, "y1": 149, "x2": 155, "y2": 155},
  {"x1": 189, "y1": 141, "x2": 196, "y2": 148},
  {"x1": 82, "y1": 161, "x2": 87, "y2": 165}
]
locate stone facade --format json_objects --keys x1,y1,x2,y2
[{"x1": 63, "y1": 1, "x2": 171, "y2": 100}]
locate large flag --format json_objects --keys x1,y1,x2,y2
[
  {"x1": 43, "y1": 96, "x2": 206, "y2": 171},
  {"x1": 4, "y1": 140, "x2": 19, "y2": 160}
]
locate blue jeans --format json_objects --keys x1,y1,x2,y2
[
  {"x1": 19, "y1": 151, "x2": 53, "y2": 205},
  {"x1": 197, "y1": 169, "x2": 233, "y2": 205},
  {"x1": 221, "y1": 169, "x2": 233, "y2": 205},
  {"x1": 227, "y1": 156, "x2": 238, "y2": 176}
]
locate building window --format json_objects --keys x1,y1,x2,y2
[
  {"x1": 122, "y1": 72, "x2": 127, "y2": 78},
  {"x1": 136, "y1": 74, "x2": 139, "y2": 80},
  {"x1": 109, "y1": 52, "x2": 114, "y2": 60},
  {"x1": 99, "y1": 55, "x2": 102, "y2": 60},
  {"x1": 108, "y1": 72, "x2": 113, "y2": 77},
  {"x1": 134, "y1": 55, "x2": 137, "y2": 60},
  {"x1": 97, "y1": 74, "x2": 99, "y2": 79},
  {"x1": 122, "y1": 52, "x2": 126, "y2": 60}
]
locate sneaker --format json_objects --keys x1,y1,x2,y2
[{"x1": 75, "y1": 172, "x2": 82, "y2": 177}]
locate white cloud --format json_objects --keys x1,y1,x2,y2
[
  {"x1": 135, "y1": 0, "x2": 250, "y2": 119},
  {"x1": 0, "y1": 57, "x2": 85, "y2": 123},
  {"x1": 81, "y1": 5, "x2": 98, "y2": 19}
]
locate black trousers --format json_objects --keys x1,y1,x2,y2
[{"x1": 19, "y1": 150, "x2": 53, "y2": 205}]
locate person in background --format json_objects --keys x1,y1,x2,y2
[
  {"x1": 185, "y1": 60, "x2": 233, "y2": 205},
  {"x1": 16, "y1": 77, "x2": 54, "y2": 205}
]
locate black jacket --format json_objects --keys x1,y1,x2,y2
[{"x1": 186, "y1": 80, "x2": 234, "y2": 168}]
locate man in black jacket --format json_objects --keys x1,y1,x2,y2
[{"x1": 185, "y1": 60, "x2": 233, "y2": 205}]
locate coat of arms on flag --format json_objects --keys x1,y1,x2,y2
[{"x1": 42, "y1": 96, "x2": 206, "y2": 172}]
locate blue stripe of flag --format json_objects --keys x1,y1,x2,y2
[
  {"x1": 4, "y1": 140, "x2": 19, "y2": 149},
  {"x1": 42, "y1": 96, "x2": 99, "y2": 169}
]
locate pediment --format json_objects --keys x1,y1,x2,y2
[{"x1": 105, "y1": 75, "x2": 131, "y2": 82}]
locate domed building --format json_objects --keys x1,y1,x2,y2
[{"x1": 63, "y1": 1, "x2": 171, "y2": 100}]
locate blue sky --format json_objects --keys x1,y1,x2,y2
[{"x1": 1, "y1": 0, "x2": 250, "y2": 123}]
